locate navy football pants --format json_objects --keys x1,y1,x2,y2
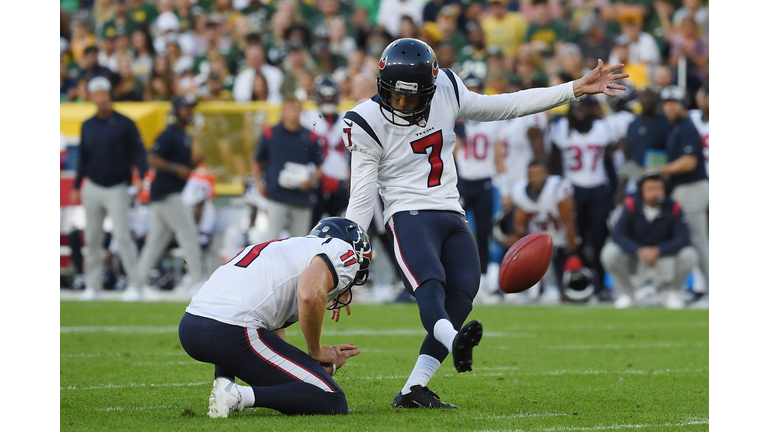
[
  {"x1": 178, "y1": 313, "x2": 347, "y2": 415},
  {"x1": 457, "y1": 177, "x2": 494, "y2": 274},
  {"x1": 386, "y1": 210, "x2": 480, "y2": 362},
  {"x1": 573, "y1": 184, "x2": 613, "y2": 293}
]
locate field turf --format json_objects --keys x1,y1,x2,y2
[{"x1": 60, "y1": 301, "x2": 708, "y2": 431}]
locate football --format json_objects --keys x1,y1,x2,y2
[{"x1": 498, "y1": 233, "x2": 553, "y2": 294}]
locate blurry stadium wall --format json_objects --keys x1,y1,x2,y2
[{"x1": 60, "y1": 100, "x2": 356, "y2": 196}]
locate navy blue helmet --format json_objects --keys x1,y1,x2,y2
[
  {"x1": 312, "y1": 74, "x2": 340, "y2": 115},
  {"x1": 309, "y1": 217, "x2": 372, "y2": 310},
  {"x1": 376, "y1": 38, "x2": 439, "y2": 126}
]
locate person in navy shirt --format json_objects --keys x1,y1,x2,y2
[
  {"x1": 601, "y1": 172, "x2": 698, "y2": 309},
  {"x1": 71, "y1": 77, "x2": 147, "y2": 301},
  {"x1": 657, "y1": 85, "x2": 708, "y2": 297},
  {"x1": 127, "y1": 94, "x2": 207, "y2": 302},
  {"x1": 252, "y1": 96, "x2": 324, "y2": 241}
]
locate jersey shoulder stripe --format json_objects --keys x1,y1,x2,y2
[
  {"x1": 343, "y1": 111, "x2": 382, "y2": 147},
  {"x1": 317, "y1": 253, "x2": 339, "y2": 287},
  {"x1": 441, "y1": 68, "x2": 460, "y2": 109}
]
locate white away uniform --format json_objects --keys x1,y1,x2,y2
[
  {"x1": 301, "y1": 110, "x2": 350, "y2": 182},
  {"x1": 186, "y1": 236, "x2": 359, "y2": 331},
  {"x1": 688, "y1": 109, "x2": 709, "y2": 175},
  {"x1": 497, "y1": 112, "x2": 548, "y2": 195},
  {"x1": 511, "y1": 176, "x2": 574, "y2": 248},
  {"x1": 455, "y1": 120, "x2": 502, "y2": 181},
  {"x1": 342, "y1": 68, "x2": 578, "y2": 231}
]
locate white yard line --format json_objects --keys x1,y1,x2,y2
[
  {"x1": 476, "y1": 420, "x2": 708, "y2": 432},
  {"x1": 61, "y1": 368, "x2": 707, "y2": 391}
]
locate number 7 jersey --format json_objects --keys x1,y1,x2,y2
[{"x1": 342, "y1": 68, "x2": 577, "y2": 230}]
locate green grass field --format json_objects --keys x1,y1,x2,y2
[{"x1": 60, "y1": 301, "x2": 708, "y2": 431}]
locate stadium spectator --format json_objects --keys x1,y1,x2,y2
[
  {"x1": 71, "y1": 77, "x2": 147, "y2": 301},
  {"x1": 553, "y1": 43, "x2": 587, "y2": 81},
  {"x1": 481, "y1": 0, "x2": 528, "y2": 58},
  {"x1": 310, "y1": 0, "x2": 352, "y2": 42},
  {"x1": 233, "y1": 44, "x2": 284, "y2": 103},
  {"x1": 434, "y1": 6, "x2": 468, "y2": 53},
  {"x1": 98, "y1": 34, "x2": 120, "y2": 73},
  {"x1": 457, "y1": 21, "x2": 490, "y2": 79},
  {"x1": 129, "y1": 27, "x2": 156, "y2": 86},
  {"x1": 252, "y1": 96, "x2": 324, "y2": 241},
  {"x1": 129, "y1": 94, "x2": 207, "y2": 301},
  {"x1": 609, "y1": 35, "x2": 650, "y2": 90},
  {"x1": 127, "y1": 0, "x2": 159, "y2": 29},
  {"x1": 198, "y1": 72, "x2": 234, "y2": 101},
  {"x1": 113, "y1": 54, "x2": 145, "y2": 102},
  {"x1": 61, "y1": 55, "x2": 79, "y2": 102},
  {"x1": 102, "y1": 0, "x2": 140, "y2": 46},
  {"x1": 165, "y1": 38, "x2": 194, "y2": 76},
  {"x1": 657, "y1": 85, "x2": 709, "y2": 296},
  {"x1": 70, "y1": 19, "x2": 97, "y2": 66},
  {"x1": 601, "y1": 172, "x2": 698, "y2": 309},
  {"x1": 650, "y1": 64, "x2": 674, "y2": 92},
  {"x1": 77, "y1": 46, "x2": 115, "y2": 86},
  {"x1": 399, "y1": 16, "x2": 420, "y2": 40},
  {"x1": 667, "y1": 17, "x2": 708, "y2": 83},
  {"x1": 608, "y1": 10, "x2": 661, "y2": 66},
  {"x1": 511, "y1": 46, "x2": 548, "y2": 89},
  {"x1": 689, "y1": 85, "x2": 709, "y2": 176},
  {"x1": 577, "y1": 14, "x2": 616, "y2": 71},
  {"x1": 376, "y1": 0, "x2": 425, "y2": 38},
  {"x1": 672, "y1": 0, "x2": 708, "y2": 32},
  {"x1": 280, "y1": 40, "x2": 320, "y2": 99},
  {"x1": 422, "y1": 0, "x2": 463, "y2": 24},
  {"x1": 524, "y1": 0, "x2": 569, "y2": 58},
  {"x1": 144, "y1": 54, "x2": 174, "y2": 101}
]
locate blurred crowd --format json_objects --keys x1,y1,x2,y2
[{"x1": 60, "y1": 0, "x2": 708, "y2": 105}]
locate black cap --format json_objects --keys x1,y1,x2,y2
[
  {"x1": 84, "y1": 45, "x2": 99, "y2": 55},
  {"x1": 637, "y1": 170, "x2": 664, "y2": 190},
  {"x1": 172, "y1": 93, "x2": 197, "y2": 111}
]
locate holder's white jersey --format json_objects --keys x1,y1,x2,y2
[
  {"x1": 547, "y1": 116, "x2": 624, "y2": 188},
  {"x1": 185, "y1": 236, "x2": 359, "y2": 331},
  {"x1": 498, "y1": 112, "x2": 549, "y2": 194},
  {"x1": 343, "y1": 68, "x2": 577, "y2": 231},
  {"x1": 511, "y1": 175, "x2": 573, "y2": 248},
  {"x1": 456, "y1": 120, "x2": 503, "y2": 181},
  {"x1": 688, "y1": 109, "x2": 709, "y2": 175},
  {"x1": 301, "y1": 110, "x2": 350, "y2": 181}
]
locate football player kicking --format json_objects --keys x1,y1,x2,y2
[
  {"x1": 341, "y1": 38, "x2": 628, "y2": 409},
  {"x1": 178, "y1": 217, "x2": 372, "y2": 417}
]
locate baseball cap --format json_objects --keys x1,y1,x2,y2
[
  {"x1": 171, "y1": 93, "x2": 198, "y2": 111},
  {"x1": 660, "y1": 85, "x2": 686, "y2": 103},
  {"x1": 157, "y1": 11, "x2": 180, "y2": 33},
  {"x1": 84, "y1": 45, "x2": 99, "y2": 55},
  {"x1": 438, "y1": 5, "x2": 458, "y2": 18},
  {"x1": 87, "y1": 76, "x2": 112, "y2": 93},
  {"x1": 619, "y1": 11, "x2": 643, "y2": 26}
]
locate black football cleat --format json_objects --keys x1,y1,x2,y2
[
  {"x1": 452, "y1": 320, "x2": 482, "y2": 373},
  {"x1": 391, "y1": 385, "x2": 459, "y2": 409}
]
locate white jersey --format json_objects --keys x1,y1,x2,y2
[
  {"x1": 456, "y1": 120, "x2": 502, "y2": 181},
  {"x1": 300, "y1": 110, "x2": 350, "y2": 181},
  {"x1": 186, "y1": 236, "x2": 359, "y2": 331},
  {"x1": 688, "y1": 109, "x2": 709, "y2": 175},
  {"x1": 181, "y1": 176, "x2": 216, "y2": 235},
  {"x1": 511, "y1": 175, "x2": 573, "y2": 248},
  {"x1": 343, "y1": 68, "x2": 577, "y2": 230},
  {"x1": 498, "y1": 112, "x2": 549, "y2": 194},
  {"x1": 547, "y1": 116, "x2": 623, "y2": 189}
]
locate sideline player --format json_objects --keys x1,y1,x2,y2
[
  {"x1": 507, "y1": 160, "x2": 579, "y2": 300},
  {"x1": 341, "y1": 38, "x2": 628, "y2": 408},
  {"x1": 179, "y1": 217, "x2": 372, "y2": 417},
  {"x1": 300, "y1": 75, "x2": 351, "y2": 227},
  {"x1": 454, "y1": 73, "x2": 503, "y2": 298}
]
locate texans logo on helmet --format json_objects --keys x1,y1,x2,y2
[
  {"x1": 432, "y1": 61, "x2": 438, "y2": 78},
  {"x1": 380, "y1": 56, "x2": 387, "y2": 70}
]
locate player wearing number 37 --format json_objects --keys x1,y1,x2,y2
[
  {"x1": 178, "y1": 217, "x2": 372, "y2": 417},
  {"x1": 340, "y1": 38, "x2": 629, "y2": 409}
]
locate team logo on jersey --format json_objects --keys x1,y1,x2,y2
[{"x1": 379, "y1": 56, "x2": 387, "y2": 70}]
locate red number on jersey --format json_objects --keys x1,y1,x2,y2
[
  {"x1": 464, "y1": 133, "x2": 490, "y2": 160},
  {"x1": 342, "y1": 128, "x2": 352, "y2": 148},
  {"x1": 341, "y1": 250, "x2": 357, "y2": 267},
  {"x1": 566, "y1": 145, "x2": 603, "y2": 172},
  {"x1": 231, "y1": 239, "x2": 285, "y2": 268},
  {"x1": 411, "y1": 130, "x2": 444, "y2": 188}
]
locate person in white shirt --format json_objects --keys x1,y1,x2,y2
[
  {"x1": 341, "y1": 38, "x2": 629, "y2": 409},
  {"x1": 179, "y1": 218, "x2": 372, "y2": 417},
  {"x1": 376, "y1": 0, "x2": 425, "y2": 38},
  {"x1": 233, "y1": 44, "x2": 285, "y2": 104}
]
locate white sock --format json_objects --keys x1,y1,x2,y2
[
  {"x1": 236, "y1": 384, "x2": 255, "y2": 409},
  {"x1": 401, "y1": 354, "x2": 442, "y2": 395},
  {"x1": 433, "y1": 319, "x2": 458, "y2": 354}
]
